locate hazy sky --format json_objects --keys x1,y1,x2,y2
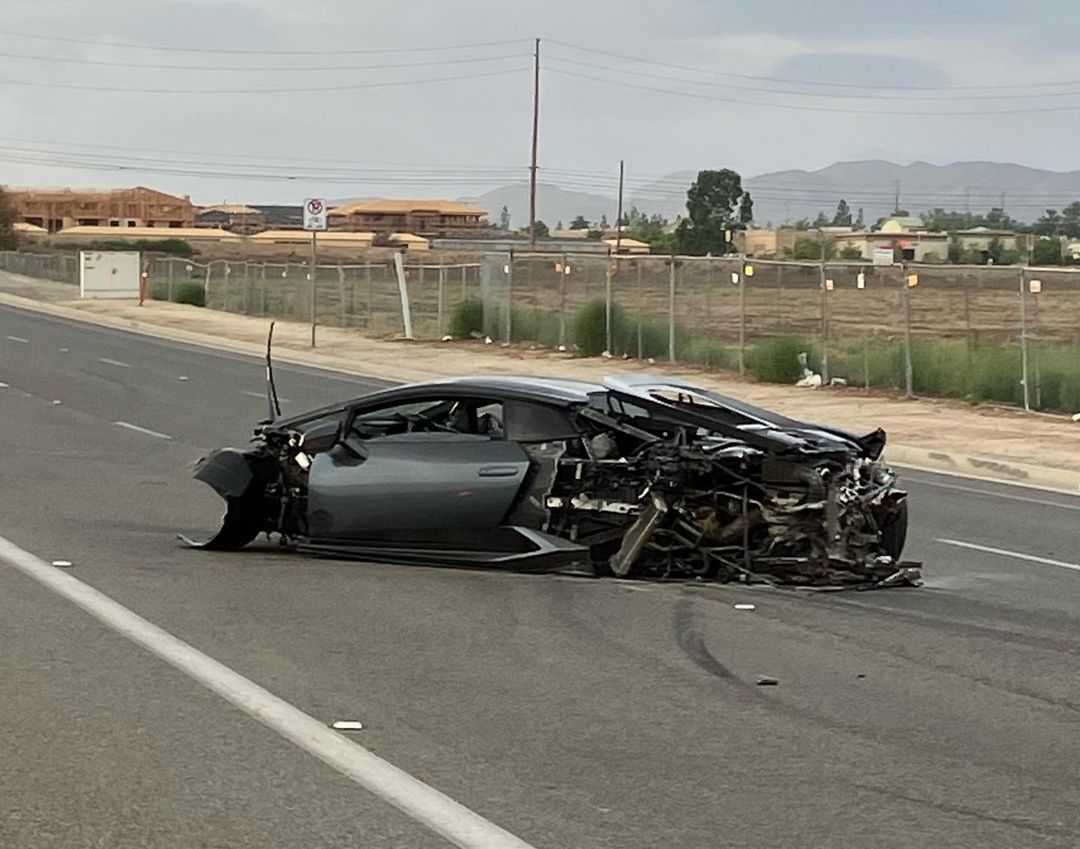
[{"x1": 3, "y1": 0, "x2": 1080, "y2": 205}]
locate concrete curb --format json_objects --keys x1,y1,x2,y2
[{"x1": 3, "y1": 290, "x2": 1079, "y2": 497}]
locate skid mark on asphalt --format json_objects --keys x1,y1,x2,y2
[{"x1": 672, "y1": 597, "x2": 737, "y2": 681}]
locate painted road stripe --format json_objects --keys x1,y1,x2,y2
[
  {"x1": 99, "y1": 357, "x2": 132, "y2": 368},
  {"x1": 937, "y1": 539, "x2": 1080, "y2": 574},
  {"x1": 113, "y1": 421, "x2": 172, "y2": 440},
  {"x1": 906, "y1": 477, "x2": 1080, "y2": 512},
  {"x1": 0, "y1": 534, "x2": 536, "y2": 849},
  {"x1": 5, "y1": 334, "x2": 29, "y2": 343},
  {"x1": 240, "y1": 389, "x2": 291, "y2": 403}
]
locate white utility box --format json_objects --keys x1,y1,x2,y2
[{"x1": 79, "y1": 251, "x2": 141, "y2": 299}]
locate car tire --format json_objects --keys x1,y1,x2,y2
[{"x1": 881, "y1": 499, "x2": 908, "y2": 562}]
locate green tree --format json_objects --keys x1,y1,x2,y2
[
  {"x1": 533, "y1": 219, "x2": 550, "y2": 239},
  {"x1": 1033, "y1": 237, "x2": 1063, "y2": 265},
  {"x1": 556, "y1": 220, "x2": 563, "y2": 230},
  {"x1": 987, "y1": 237, "x2": 1004, "y2": 265},
  {"x1": 599, "y1": 214, "x2": 609, "y2": 230},
  {"x1": 812, "y1": 211, "x2": 830, "y2": 228},
  {"x1": 569, "y1": 214, "x2": 590, "y2": 230},
  {"x1": 786, "y1": 237, "x2": 835, "y2": 261},
  {"x1": 674, "y1": 168, "x2": 745, "y2": 255},
  {"x1": 832, "y1": 199, "x2": 852, "y2": 227},
  {"x1": 837, "y1": 244, "x2": 863, "y2": 260},
  {"x1": 1061, "y1": 202, "x2": 1080, "y2": 238},
  {"x1": 855, "y1": 207, "x2": 865, "y2": 229},
  {"x1": 499, "y1": 205, "x2": 511, "y2": 230},
  {"x1": 947, "y1": 235, "x2": 962, "y2": 263},
  {"x1": 1034, "y1": 209, "x2": 1062, "y2": 236},
  {"x1": 0, "y1": 186, "x2": 15, "y2": 250},
  {"x1": 625, "y1": 206, "x2": 669, "y2": 244}
]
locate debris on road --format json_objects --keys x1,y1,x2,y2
[
  {"x1": 734, "y1": 604, "x2": 756, "y2": 611},
  {"x1": 756, "y1": 675, "x2": 779, "y2": 686},
  {"x1": 51, "y1": 560, "x2": 73, "y2": 568},
  {"x1": 331, "y1": 720, "x2": 364, "y2": 731}
]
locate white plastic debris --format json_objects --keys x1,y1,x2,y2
[
  {"x1": 601, "y1": 350, "x2": 613, "y2": 359},
  {"x1": 484, "y1": 336, "x2": 493, "y2": 344},
  {"x1": 331, "y1": 720, "x2": 363, "y2": 731},
  {"x1": 179, "y1": 376, "x2": 189, "y2": 381},
  {"x1": 795, "y1": 352, "x2": 822, "y2": 388},
  {"x1": 441, "y1": 334, "x2": 453, "y2": 342},
  {"x1": 52, "y1": 399, "x2": 62, "y2": 405},
  {"x1": 1073, "y1": 413, "x2": 1080, "y2": 423},
  {"x1": 734, "y1": 603, "x2": 756, "y2": 611},
  {"x1": 829, "y1": 377, "x2": 848, "y2": 387},
  {"x1": 59, "y1": 347, "x2": 69, "y2": 353},
  {"x1": 557, "y1": 344, "x2": 567, "y2": 352},
  {"x1": 647, "y1": 357, "x2": 656, "y2": 365},
  {"x1": 51, "y1": 560, "x2": 73, "y2": 568}
]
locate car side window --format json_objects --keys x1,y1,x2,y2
[{"x1": 347, "y1": 398, "x2": 504, "y2": 440}]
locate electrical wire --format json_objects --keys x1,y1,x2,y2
[{"x1": 0, "y1": 29, "x2": 532, "y2": 56}]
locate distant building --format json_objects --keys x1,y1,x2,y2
[
  {"x1": 8, "y1": 186, "x2": 195, "y2": 233},
  {"x1": 52, "y1": 225, "x2": 240, "y2": 244},
  {"x1": 329, "y1": 199, "x2": 487, "y2": 237},
  {"x1": 196, "y1": 204, "x2": 266, "y2": 235},
  {"x1": 603, "y1": 236, "x2": 650, "y2": 255},
  {"x1": 249, "y1": 230, "x2": 375, "y2": 248},
  {"x1": 251, "y1": 205, "x2": 304, "y2": 230},
  {"x1": 834, "y1": 219, "x2": 948, "y2": 262}
]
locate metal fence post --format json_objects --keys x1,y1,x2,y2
[
  {"x1": 668, "y1": 256, "x2": 677, "y2": 364},
  {"x1": 604, "y1": 249, "x2": 613, "y2": 355},
  {"x1": 337, "y1": 262, "x2": 346, "y2": 327},
  {"x1": 635, "y1": 260, "x2": 643, "y2": 359},
  {"x1": 365, "y1": 259, "x2": 373, "y2": 328},
  {"x1": 558, "y1": 253, "x2": 568, "y2": 348},
  {"x1": 437, "y1": 264, "x2": 446, "y2": 335},
  {"x1": 1019, "y1": 267, "x2": 1031, "y2": 411},
  {"x1": 901, "y1": 264, "x2": 914, "y2": 397},
  {"x1": 506, "y1": 249, "x2": 514, "y2": 343},
  {"x1": 167, "y1": 257, "x2": 175, "y2": 300},
  {"x1": 260, "y1": 262, "x2": 266, "y2": 316},
  {"x1": 819, "y1": 262, "x2": 830, "y2": 383},
  {"x1": 738, "y1": 263, "x2": 747, "y2": 376}
]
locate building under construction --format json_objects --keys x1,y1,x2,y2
[{"x1": 8, "y1": 186, "x2": 196, "y2": 233}]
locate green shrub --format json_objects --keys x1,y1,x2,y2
[
  {"x1": 746, "y1": 337, "x2": 816, "y2": 383},
  {"x1": 89, "y1": 238, "x2": 194, "y2": 257},
  {"x1": 448, "y1": 297, "x2": 484, "y2": 338},
  {"x1": 172, "y1": 281, "x2": 206, "y2": 307},
  {"x1": 510, "y1": 306, "x2": 562, "y2": 346},
  {"x1": 148, "y1": 280, "x2": 170, "y2": 301},
  {"x1": 572, "y1": 299, "x2": 630, "y2": 356},
  {"x1": 680, "y1": 336, "x2": 733, "y2": 368}
]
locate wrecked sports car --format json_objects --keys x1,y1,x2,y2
[{"x1": 187, "y1": 357, "x2": 918, "y2": 588}]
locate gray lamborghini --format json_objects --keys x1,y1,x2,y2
[{"x1": 186, "y1": 345, "x2": 918, "y2": 588}]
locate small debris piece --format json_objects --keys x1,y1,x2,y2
[
  {"x1": 60, "y1": 348, "x2": 69, "y2": 353},
  {"x1": 1072, "y1": 413, "x2": 1080, "y2": 423},
  {"x1": 51, "y1": 560, "x2": 73, "y2": 568},
  {"x1": 857, "y1": 673, "x2": 867, "y2": 679},
  {"x1": 756, "y1": 675, "x2": 779, "y2": 686},
  {"x1": 52, "y1": 399, "x2": 62, "y2": 405},
  {"x1": 331, "y1": 720, "x2": 364, "y2": 731},
  {"x1": 734, "y1": 603, "x2": 756, "y2": 611},
  {"x1": 179, "y1": 376, "x2": 189, "y2": 381},
  {"x1": 441, "y1": 335, "x2": 453, "y2": 342}
]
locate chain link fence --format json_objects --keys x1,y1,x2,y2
[{"x1": 3, "y1": 249, "x2": 1079, "y2": 413}]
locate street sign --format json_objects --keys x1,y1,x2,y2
[
  {"x1": 872, "y1": 247, "x2": 894, "y2": 266},
  {"x1": 303, "y1": 197, "x2": 328, "y2": 231}
]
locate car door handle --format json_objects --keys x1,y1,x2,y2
[{"x1": 478, "y1": 465, "x2": 519, "y2": 478}]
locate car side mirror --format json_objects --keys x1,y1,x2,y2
[{"x1": 301, "y1": 420, "x2": 343, "y2": 454}]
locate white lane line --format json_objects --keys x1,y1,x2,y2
[
  {"x1": 113, "y1": 421, "x2": 173, "y2": 440},
  {"x1": 905, "y1": 476, "x2": 1080, "y2": 512},
  {"x1": 937, "y1": 539, "x2": 1080, "y2": 574},
  {"x1": 99, "y1": 357, "x2": 132, "y2": 368},
  {"x1": 0, "y1": 534, "x2": 536, "y2": 849},
  {"x1": 5, "y1": 335, "x2": 29, "y2": 343},
  {"x1": 240, "y1": 389, "x2": 290, "y2": 402},
  {"x1": 0, "y1": 382, "x2": 8, "y2": 388}
]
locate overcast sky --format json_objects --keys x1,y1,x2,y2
[{"x1": 3, "y1": 0, "x2": 1080, "y2": 205}]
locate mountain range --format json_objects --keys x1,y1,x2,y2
[{"x1": 463, "y1": 161, "x2": 1080, "y2": 230}]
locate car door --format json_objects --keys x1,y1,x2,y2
[{"x1": 305, "y1": 398, "x2": 530, "y2": 540}]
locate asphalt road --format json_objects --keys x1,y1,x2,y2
[{"x1": 2, "y1": 303, "x2": 1079, "y2": 849}]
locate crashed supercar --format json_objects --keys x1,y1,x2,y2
[{"x1": 186, "y1": 370, "x2": 920, "y2": 587}]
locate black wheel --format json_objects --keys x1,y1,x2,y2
[{"x1": 880, "y1": 499, "x2": 908, "y2": 562}]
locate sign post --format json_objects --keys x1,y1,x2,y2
[{"x1": 303, "y1": 198, "x2": 328, "y2": 346}]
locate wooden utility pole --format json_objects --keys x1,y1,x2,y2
[
  {"x1": 528, "y1": 38, "x2": 540, "y2": 249},
  {"x1": 615, "y1": 159, "x2": 625, "y2": 255}
]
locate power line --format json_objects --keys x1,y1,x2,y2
[
  {"x1": 0, "y1": 49, "x2": 532, "y2": 73},
  {"x1": 0, "y1": 29, "x2": 532, "y2": 56},
  {"x1": 547, "y1": 38, "x2": 1080, "y2": 94},
  {"x1": 546, "y1": 54, "x2": 1080, "y2": 102},
  {"x1": 0, "y1": 65, "x2": 529, "y2": 94},
  {"x1": 546, "y1": 66, "x2": 1080, "y2": 116}
]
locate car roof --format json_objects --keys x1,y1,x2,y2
[{"x1": 409, "y1": 374, "x2": 606, "y2": 403}]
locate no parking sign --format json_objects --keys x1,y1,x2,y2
[{"x1": 303, "y1": 198, "x2": 327, "y2": 231}]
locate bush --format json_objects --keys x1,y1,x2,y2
[
  {"x1": 89, "y1": 238, "x2": 194, "y2": 257},
  {"x1": 510, "y1": 306, "x2": 562, "y2": 346},
  {"x1": 746, "y1": 337, "x2": 816, "y2": 383},
  {"x1": 448, "y1": 297, "x2": 484, "y2": 338},
  {"x1": 172, "y1": 281, "x2": 206, "y2": 307},
  {"x1": 572, "y1": 299, "x2": 630, "y2": 356}
]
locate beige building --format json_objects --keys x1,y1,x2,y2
[
  {"x1": 603, "y1": 236, "x2": 650, "y2": 255},
  {"x1": 9, "y1": 186, "x2": 196, "y2": 233},
  {"x1": 329, "y1": 199, "x2": 486, "y2": 237},
  {"x1": 52, "y1": 225, "x2": 240, "y2": 244},
  {"x1": 196, "y1": 204, "x2": 266, "y2": 235},
  {"x1": 249, "y1": 229, "x2": 376, "y2": 248}
]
